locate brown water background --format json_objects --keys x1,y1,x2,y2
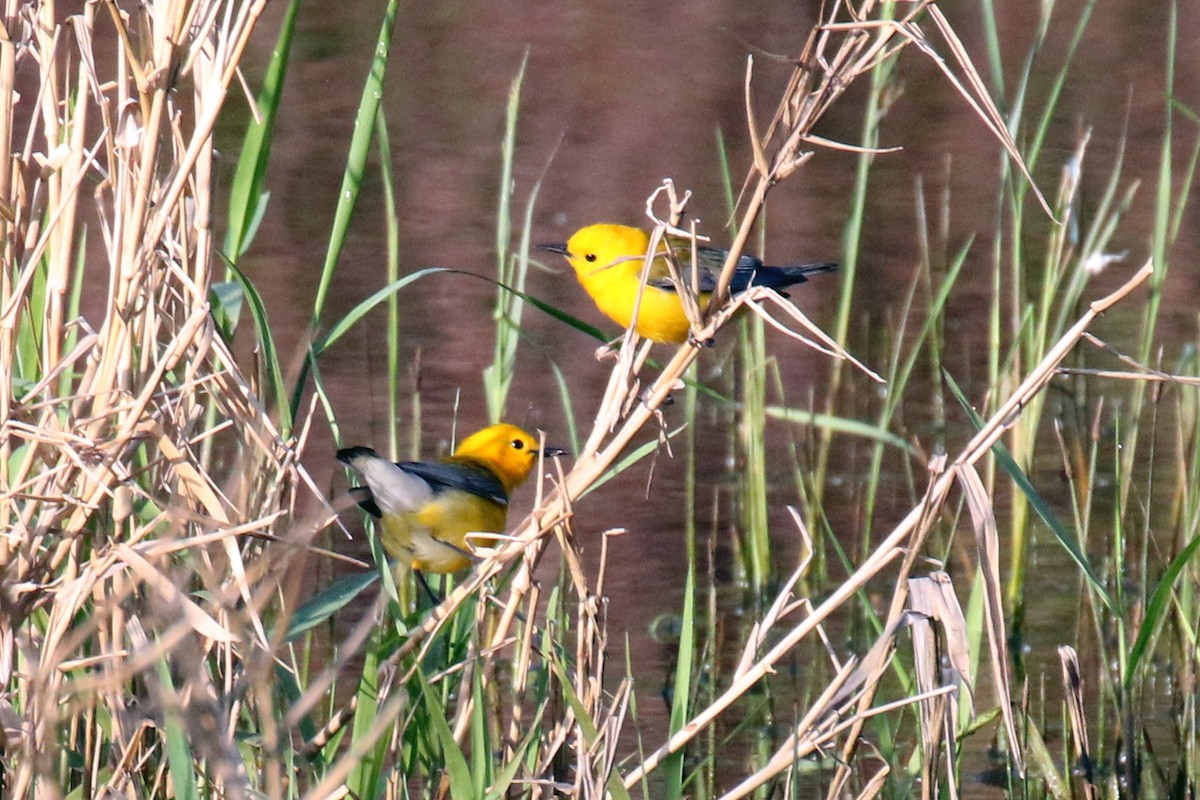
[{"x1": 229, "y1": 0, "x2": 1200, "y2": 791}]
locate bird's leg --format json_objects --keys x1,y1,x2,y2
[
  {"x1": 686, "y1": 331, "x2": 717, "y2": 349},
  {"x1": 594, "y1": 337, "x2": 623, "y2": 361},
  {"x1": 414, "y1": 571, "x2": 441, "y2": 606},
  {"x1": 640, "y1": 386, "x2": 675, "y2": 407},
  {"x1": 639, "y1": 376, "x2": 684, "y2": 409}
]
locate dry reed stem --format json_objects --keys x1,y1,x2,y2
[
  {"x1": 909, "y1": 575, "x2": 969, "y2": 800},
  {"x1": 1057, "y1": 368, "x2": 1200, "y2": 384},
  {"x1": 957, "y1": 461, "x2": 1022, "y2": 774},
  {"x1": 1058, "y1": 645, "x2": 1097, "y2": 800}
]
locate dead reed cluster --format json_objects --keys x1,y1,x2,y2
[{"x1": 0, "y1": 0, "x2": 329, "y2": 795}]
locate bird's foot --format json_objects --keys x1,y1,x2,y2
[
  {"x1": 654, "y1": 390, "x2": 675, "y2": 407},
  {"x1": 640, "y1": 381, "x2": 683, "y2": 408},
  {"x1": 595, "y1": 340, "x2": 621, "y2": 361}
]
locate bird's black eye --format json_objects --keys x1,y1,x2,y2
[
  {"x1": 511, "y1": 439, "x2": 525, "y2": 450},
  {"x1": 585, "y1": 253, "x2": 597, "y2": 262}
]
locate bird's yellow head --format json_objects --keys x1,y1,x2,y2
[
  {"x1": 555, "y1": 224, "x2": 652, "y2": 281},
  {"x1": 453, "y1": 423, "x2": 563, "y2": 493}
]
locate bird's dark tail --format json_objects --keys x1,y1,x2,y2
[
  {"x1": 770, "y1": 261, "x2": 839, "y2": 284},
  {"x1": 348, "y1": 486, "x2": 382, "y2": 517},
  {"x1": 733, "y1": 261, "x2": 838, "y2": 293}
]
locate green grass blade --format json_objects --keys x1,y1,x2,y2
[
  {"x1": 547, "y1": 660, "x2": 634, "y2": 800},
  {"x1": 664, "y1": 563, "x2": 697, "y2": 799},
  {"x1": 346, "y1": 640, "x2": 386, "y2": 799},
  {"x1": 484, "y1": 52, "x2": 529, "y2": 422},
  {"x1": 1118, "y1": 5, "x2": 1182, "y2": 519},
  {"x1": 208, "y1": 280, "x2": 244, "y2": 340},
  {"x1": 469, "y1": 663, "x2": 490, "y2": 794},
  {"x1": 484, "y1": 700, "x2": 549, "y2": 799},
  {"x1": 417, "y1": 667, "x2": 475, "y2": 795},
  {"x1": 1124, "y1": 533, "x2": 1200, "y2": 691},
  {"x1": 316, "y1": 267, "x2": 608, "y2": 359},
  {"x1": 1167, "y1": 99, "x2": 1200, "y2": 243},
  {"x1": 944, "y1": 370, "x2": 1118, "y2": 614},
  {"x1": 224, "y1": 0, "x2": 300, "y2": 259},
  {"x1": 284, "y1": 570, "x2": 378, "y2": 642},
  {"x1": 739, "y1": 317, "x2": 770, "y2": 589},
  {"x1": 765, "y1": 406, "x2": 918, "y2": 455},
  {"x1": 550, "y1": 362, "x2": 581, "y2": 456},
  {"x1": 314, "y1": 267, "x2": 452, "y2": 355},
  {"x1": 308, "y1": 319, "x2": 345, "y2": 445},
  {"x1": 311, "y1": 0, "x2": 401, "y2": 322},
  {"x1": 286, "y1": 0, "x2": 401, "y2": 423},
  {"x1": 223, "y1": 257, "x2": 290, "y2": 433},
  {"x1": 503, "y1": 279, "x2": 607, "y2": 341},
  {"x1": 1014, "y1": 0, "x2": 1096, "y2": 181},
  {"x1": 376, "y1": 112, "x2": 402, "y2": 457},
  {"x1": 274, "y1": 660, "x2": 321, "y2": 767},
  {"x1": 578, "y1": 426, "x2": 684, "y2": 499},
  {"x1": 154, "y1": 659, "x2": 200, "y2": 800}
]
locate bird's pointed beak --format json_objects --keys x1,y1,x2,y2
[
  {"x1": 536, "y1": 242, "x2": 570, "y2": 257},
  {"x1": 541, "y1": 446, "x2": 569, "y2": 458}
]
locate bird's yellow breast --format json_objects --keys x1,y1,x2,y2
[
  {"x1": 576, "y1": 261, "x2": 701, "y2": 344},
  {"x1": 380, "y1": 490, "x2": 507, "y2": 574}
]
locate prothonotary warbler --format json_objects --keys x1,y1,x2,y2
[
  {"x1": 538, "y1": 223, "x2": 837, "y2": 344},
  {"x1": 338, "y1": 423, "x2": 565, "y2": 575}
]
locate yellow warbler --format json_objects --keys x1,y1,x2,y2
[
  {"x1": 338, "y1": 423, "x2": 565, "y2": 575},
  {"x1": 539, "y1": 223, "x2": 836, "y2": 343}
]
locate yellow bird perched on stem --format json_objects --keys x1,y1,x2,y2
[
  {"x1": 338, "y1": 423, "x2": 565, "y2": 581},
  {"x1": 538, "y1": 223, "x2": 837, "y2": 344}
]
